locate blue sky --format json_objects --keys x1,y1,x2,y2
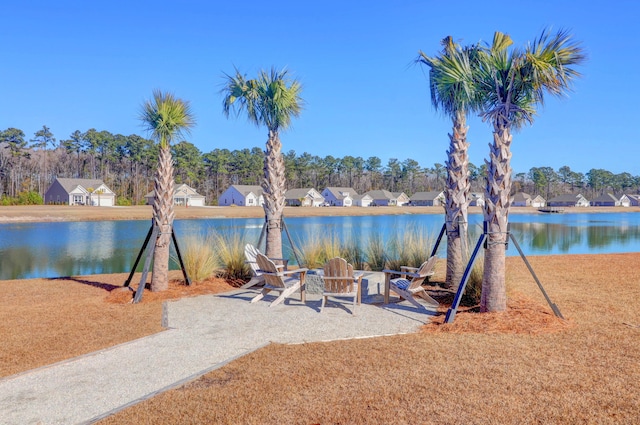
[{"x1": 2, "y1": 0, "x2": 638, "y2": 176}]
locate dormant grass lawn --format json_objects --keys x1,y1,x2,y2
[{"x1": 2, "y1": 254, "x2": 639, "y2": 423}]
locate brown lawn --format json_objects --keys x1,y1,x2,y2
[
  {"x1": 2, "y1": 253, "x2": 639, "y2": 423},
  {"x1": 2, "y1": 204, "x2": 639, "y2": 223}
]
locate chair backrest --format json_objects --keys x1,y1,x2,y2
[
  {"x1": 245, "y1": 244, "x2": 261, "y2": 276},
  {"x1": 256, "y1": 253, "x2": 285, "y2": 288},
  {"x1": 408, "y1": 256, "x2": 437, "y2": 289},
  {"x1": 323, "y1": 257, "x2": 355, "y2": 294}
]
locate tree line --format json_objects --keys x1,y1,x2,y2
[{"x1": 1, "y1": 125, "x2": 638, "y2": 205}]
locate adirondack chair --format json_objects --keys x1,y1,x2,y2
[
  {"x1": 241, "y1": 244, "x2": 289, "y2": 289},
  {"x1": 382, "y1": 256, "x2": 438, "y2": 310},
  {"x1": 320, "y1": 257, "x2": 363, "y2": 314},
  {"x1": 250, "y1": 253, "x2": 308, "y2": 307}
]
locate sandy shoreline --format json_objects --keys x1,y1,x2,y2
[{"x1": 1, "y1": 204, "x2": 639, "y2": 223}]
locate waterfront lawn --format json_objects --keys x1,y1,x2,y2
[
  {"x1": 0, "y1": 271, "x2": 233, "y2": 377},
  {"x1": 1, "y1": 254, "x2": 639, "y2": 423},
  {"x1": 99, "y1": 254, "x2": 640, "y2": 424}
]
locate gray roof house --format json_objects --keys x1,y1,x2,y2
[
  {"x1": 626, "y1": 194, "x2": 640, "y2": 206},
  {"x1": 45, "y1": 178, "x2": 116, "y2": 206},
  {"x1": 512, "y1": 192, "x2": 546, "y2": 208},
  {"x1": 352, "y1": 193, "x2": 373, "y2": 207},
  {"x1": 321, "y1": 187, "x2": 357, "y2": 207},
  {"x1": 284, "y1": 188, "x2": 324, "y2": 207},
  {"x1": 469, "y1": 192, "x2": 485, "y2": 207},
  {"x1": 547, "y1": 193, "x2": 590, "y2": 207},
  {"x1": 409, "y1": 191, "x2": 445, "y2": 206},
  {"x1": 218, "y1": 185, "x2": 264, "y2": 206},
  {"x1": 145, "y1": 183, "x2": 206, "y2": 206},
  {"x1": 365, "y1": 190, "x2": 410, "y2": 206}
]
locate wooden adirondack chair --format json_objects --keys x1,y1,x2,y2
[
  {"x1": 382, "y1": 256, "x2": 438, "y2": 310},
  {"x1": 320, "y1": 257, "x2": 363, "y2": 314},
  {"x1": 241, "y1": 243, "x2": 289, "y2": 289},
  {"x1": 250, "y1": 253, "x2": 307, "y2": 307}
]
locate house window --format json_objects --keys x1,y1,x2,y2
[
  {"x1": 73, "y1": 195, "x2": 83, "y2": 205},
  {"x1": 248, "y1": 198, "x2": 253, "y2": 205}
]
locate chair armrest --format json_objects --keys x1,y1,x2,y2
[
  {"x1": 280, "y1": 267, "x2": 308, "y2": 276},
  {"x1": 382, "y1": 269, "x2": 418, "y2": 278},
  {"x1": 401, "y1": 266, "x2": 419, "y2": 272}
]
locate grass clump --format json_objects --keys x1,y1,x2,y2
[
  {"x1": 210, "y1": 229, "x2": 251, "y2": 281},
  {"x1": 173, "y1": 234, "x2": 220, "y2": 283},
  {"x1": 385, "y1": 224, "x2": 434, "y2": 271}
]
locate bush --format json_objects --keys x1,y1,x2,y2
[
  {"x1": 211, "y1": 229, "x2": 251, "y2": 280},
  {"x1": 365, "y1": 232, "x2": 386, "y2": 271},
  {"x1": 116, "y1": 197, "x2": 132, "y2": 206},
  {"x1": 172, "y1": 234, "x2": 219, "y2": 283},
  {"x1": 385, "y1": 224, "x2": 434, "y2": 271}
]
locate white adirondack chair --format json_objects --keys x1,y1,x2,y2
[
  {"x1": 383, "y1": 256, "x2": 438, "y2": 310},
  {"x1": 250, "y1": 253, "x2": 307, "y2": 307},
  {"x1": 241, "y1": 243, "x2": 289, "y2": 289}
]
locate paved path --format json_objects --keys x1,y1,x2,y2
[{"x1": 0, "y1": 273, "x2": 436, "y2": 425}]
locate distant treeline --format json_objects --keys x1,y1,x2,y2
[{"x1": 1, "y1": 126, "x2": 638, "y2": 205}]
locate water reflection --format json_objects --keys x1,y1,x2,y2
[{"x1": 0, "y1": 212, "x2": 639, "y2": 279}]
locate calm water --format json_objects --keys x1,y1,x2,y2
[{"x1": 1, "y1": 212, "x2": 639, "y2": 280}]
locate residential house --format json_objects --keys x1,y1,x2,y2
[
  {"x1": 45, "y1": 178, "x2": 116, "y2": 206},
  {"x1": 626, "y1": 194, "x2": 640, "y2": 206},
  {"x1": 321, "y1": 187, "x2": 357, "y2": 207},
  {"x1": 469, "y1": 192, "x2": 485, "y2": 207},
  {"x1": 145, "y1": 183, "x2": 206, "y2": 206},
  {"x1": 531, "y1": 195, "x2": 546, "y2": 208},
  {"x1": 218, "y1": 185, "x2": 264, "y2": 206},
  {"x1": 512, "y1": 192, "x2": 532, "y2": 207},
  {"x1": 409, "y1": 191, "x2": 445, "y2": 206},
  {"x1": 590, "y1": 193, "x2": 620, "y2": 207},
  {"x1": 284, "y1": 188, "x2": 324, "y2": 207},
  {"x1": 512, "y1": 192, "x2": 546, "y2": 208},
  {"x1": 365, "y1": 190, "x2": 410, "y2": 206},
  {"x1": 352, "y1": 193, "x2": 373, "y2": 207},
  {"x1": 547, "y1": 193, "x2": 590, "y2": 207},
  {"x1": 619, "y1": 194, "x2": 631, "y2": 207}
]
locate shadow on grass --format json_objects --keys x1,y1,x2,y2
[{"x1": 48, "y1": 276, "x2": 125, "y2": 292}]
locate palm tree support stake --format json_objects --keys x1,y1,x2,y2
[
  {"x1": 124, "y1": 219, "x2": 192, "y2": 303},
  {"x1": 444, "y1": 222, "x2": 563, "y2": 323}
]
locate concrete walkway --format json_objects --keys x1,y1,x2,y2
[{"x1": 0, "y1": 273, "x2": 437, "y2": 425}]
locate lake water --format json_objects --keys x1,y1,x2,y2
[{"x1": 1, "y1": 212, "x2": 639, "y2": 280}]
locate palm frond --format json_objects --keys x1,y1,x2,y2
[
  {"x1": 221, "y1": 67, "x2": 303, "y2": 132},
  {"x1": 140, "y1": 90, "x2": 196, "y2": 148}
]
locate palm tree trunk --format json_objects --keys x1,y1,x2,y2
[
  {"x1": 151, "y1": 146, "x2": 175, "y2": 292},
  {"x1": 444, "y1": 116, "x2": 470, "y2": 289},
  {"x1": 481, "y1": 121, "x2": 512, "y2": 312},
  {"x1": 262, "y1": 129, "x2": 286, "y2": 259}
]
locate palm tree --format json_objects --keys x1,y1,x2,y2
[
  {"x1": 475, "y1": 29, "x2": 585, "y2": 311},
  {"x1": 222, "y1": 68, "x2": 303, "y2": 259},
  {"x1": 418, "y1": 36, "x2": 479, "y2": 289},
  {"x1": 140, "y1": 90, "x2": 196, "y2": 292}
]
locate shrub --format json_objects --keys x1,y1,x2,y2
[
  {"x1": 211, "y1": 229, "x2": 251, "y2": 280},
  {"x1": 365, "y1": 231, "x2": 386, "y2": 271},
  {"x1": 385, "y1": 224, "x2": 434, "y2": 271},
  {"x1": 460, "y1": 242, "x2": 484, "y2": 307},
  {"x1": 173, "y1": 234, "x2": 220, "y2": 283}
]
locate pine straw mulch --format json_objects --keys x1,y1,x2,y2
[{"x1": 420, "y1": 287, "x2": 572, "y2": 335}]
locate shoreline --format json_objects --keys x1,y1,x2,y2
[{"x1": 2, "y1": 204, "x2": 639, "y2": 223}]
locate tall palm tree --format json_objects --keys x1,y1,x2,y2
[
  {"x1": 418, "y1": 37, "x2": 479, "y2": 289},
  {"x1": 475, "y1": 29, "x2": 585, "y2": 311},
  {"x1": 140, "y1": 90, "x2": 196, "y2": 292},
  {"x1": 222, "y1": 68, "x2": 303, "y2": 259}
]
